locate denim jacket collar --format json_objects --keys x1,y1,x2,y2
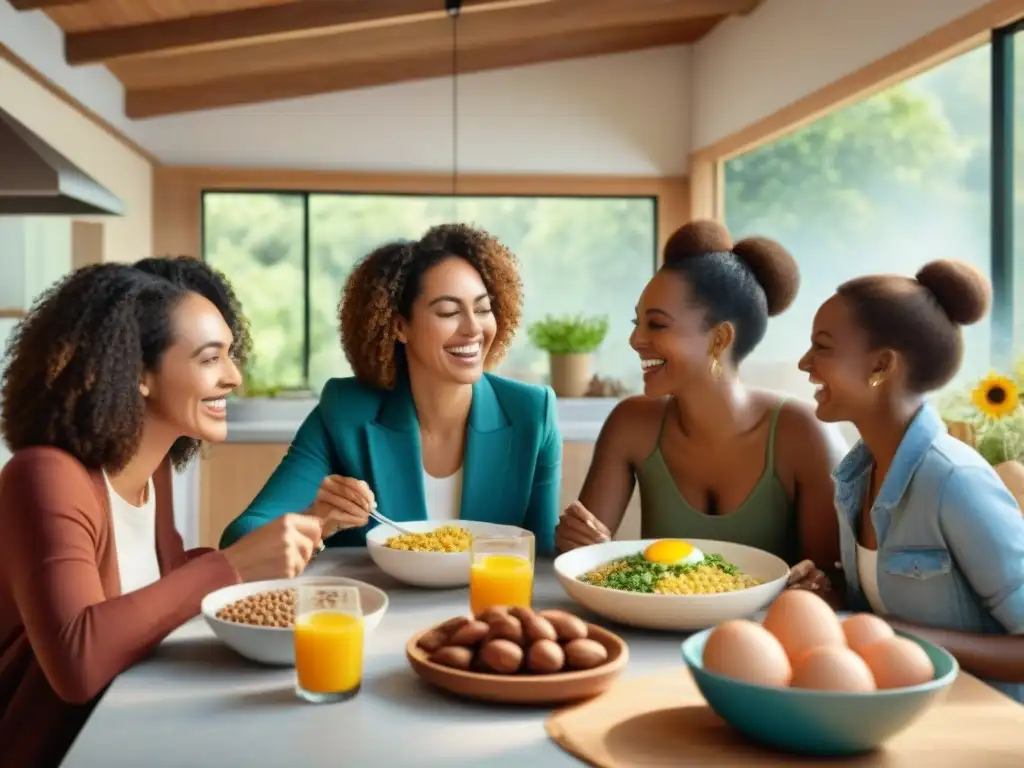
[{"x1": 833, "y1": 404, "x2": 945, "y2": 513}]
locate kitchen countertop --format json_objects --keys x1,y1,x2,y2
[
  {"x1": 61, "y1": 550, "x2": 678, "y2": 768},
  {"x1": 226, "y1": 396, "x2": 622, "y2": 443}
]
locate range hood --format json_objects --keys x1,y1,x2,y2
[{"x1": 0, "y1": 105, "x2": 124, "y2": 216}]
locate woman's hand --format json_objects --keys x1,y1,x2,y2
[
  {"x1": 307, "y1": 475, "x2": 375, "y2": 538},
  {"x1": 787, "y1": 559, "x2": 832, "y2": 593},
  {"x1": 555, "y1": 501, "x2": 611, "y2": 553},
  {"x1": 223, "y1": 513, "x2": 323, "y2": 581}
]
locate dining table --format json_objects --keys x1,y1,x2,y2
[{"x1": 60, "y1": 548, "x2": 683, "y2": 768}]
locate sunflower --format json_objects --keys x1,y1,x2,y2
[{"x1": 972, "y1": 374, "x2": 1020, "y2": 419}]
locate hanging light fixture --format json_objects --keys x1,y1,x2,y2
[{"x1": 446, "y1": 0, "x2": 461, "y2": 209}]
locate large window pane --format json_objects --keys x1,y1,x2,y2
[
  {"x1": 1014, "y1": 31, "x2": 1024, "y2": 353},
  {"x1": 725, "y1": 46, "x2": 992, "y2": 398},
  {"x1": 306, "y1": 195, "x2": 656, "y2": 394},
  {"x1": 203, "y1": 192, "x2": 306, "y2": 392}
]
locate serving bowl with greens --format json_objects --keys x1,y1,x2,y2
[{"x1": 553, "y1": 538, "x2": 790, "y2": 631}]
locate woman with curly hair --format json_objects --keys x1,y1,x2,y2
[
  {"x1": 556, "y1": 221, "x2": 846, "y2": 591},
  {"x1": 220, "y1": 223, "x2": 561, "y2": 554},
  {"x1": 798, "y1": 260, "x2": 1024, "y2": 701},
  {"x1": 0, "y1": 258, "x2": 324, "y2": 768}
]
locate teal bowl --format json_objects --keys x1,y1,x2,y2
[{"x1": 681, "y1": 628, "x2": 959, "y2": 756}]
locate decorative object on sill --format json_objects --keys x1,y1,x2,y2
[
  {"x1": 528, "y1": 314, "x2": 609, "y2": 398},
  {"x1": 585, "y1": 375, "x2": 629, "y2": 398},
  {"x1": 940, "y1": 369, "x2": 1024, "y2": 512}
]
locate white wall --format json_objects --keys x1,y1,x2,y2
[
  {"x1": 690, "y1": 0, "x2": 995, "y2": 150},
  {"x1": 130, "y1": 45, "x2": 692, "y2": 175},
  {"x1": 0, "y1": 3, "x2": 153, "y2": 264}
]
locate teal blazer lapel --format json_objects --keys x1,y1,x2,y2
[
  {"x1": 461, "y1": 376, "x2": 512, "y2": 523},
  {"x1": 365, "y1": 378, "x2": 427, "y2": 523}
]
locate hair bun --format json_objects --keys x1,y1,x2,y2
[
  {"x1": 915, "y1": 259, "x2": 990, "y2": 326},
  {"x1": 664, "y1": 220, "x2": 733, "y2": 261},
  {"x1": 732, "y1": 236, "x2": 800, "y2": 316}
]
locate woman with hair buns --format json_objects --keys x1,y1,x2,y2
[
  {"x1": 556, "y1": 220, "x2": 846, "y2": 591},
  {"x1": 798, "y1": 260, "x2": 1024, "y2": 701}
]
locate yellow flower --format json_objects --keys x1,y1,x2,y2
[{"x1": 972, "y1": 374, "x2": 1020, "y2": 419}]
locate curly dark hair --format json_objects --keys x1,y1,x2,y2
[
  {"x1": 661, "y1": 220, "x2": 801, "y2": 363},
  {"x1": 837, "y1": 259, "x2": 990, "y2": 393},
  {"x1": 0, "y1": 257, "x2": 251, "y2": 472},
  {"x1": 339, "y1": 223, "x2": 523, "y2": 389}
]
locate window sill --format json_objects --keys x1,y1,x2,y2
[{"x1": 225, "y1": 395, "x2": 622, "y2": 443}]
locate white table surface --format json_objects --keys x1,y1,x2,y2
[{"x1": 61, "y1": 549, "x2": 689, "y2": 768}]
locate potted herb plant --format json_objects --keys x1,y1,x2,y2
[
  {"x1": 527, "y1": 314, "x2": 609, "y2": 398},
  {"x1": 942, "y1": 371, "x2": 1024, "y2": 509}
]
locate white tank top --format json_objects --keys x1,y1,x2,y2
[
  {"x1": 423, "y1": 467, "x2": 462, "y2": 521},
  {"x1": 856, "y1": 544, "x2": 887, "y2": 615},
  {"x1": 105, "y1": 473, "x2": 162, "y2": 594}
]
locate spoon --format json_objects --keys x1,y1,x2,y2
[{"x1": 368, "y1": 503, "x2": 416, "y2": 537}]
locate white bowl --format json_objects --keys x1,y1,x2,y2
[
  {"x1": 201, "y1": 576, "x2": 389, "y2": 665},
  {"x1": 554, "y1": 538, "x2": 790, "y2": 631},
  {"x1": 365, "y1": 520, "x2": 532, "y2": 588}
]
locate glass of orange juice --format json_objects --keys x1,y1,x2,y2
[
  {"x1": 469, "y1": 532, "x2": 535, "y2": 616},
  {"x1": 294, "y1": 582, "x2": 363, "y2": 704}
]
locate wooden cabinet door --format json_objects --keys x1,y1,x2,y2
[{"x1": 199, "y1": 443, "x2": 289, "y2": 548}]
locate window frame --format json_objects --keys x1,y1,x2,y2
[{"x1": 200, "y1": 188, "x2": 662, "y2": 390}]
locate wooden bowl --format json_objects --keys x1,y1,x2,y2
[{"x1": 406, "y1": 621, "x2": 629, "y2": 705}]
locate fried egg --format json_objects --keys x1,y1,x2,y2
[{"x1": 643, "y1": 539, "x2": 704, "y2": 566}]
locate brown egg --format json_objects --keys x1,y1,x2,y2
[
  {"x1": 447, "y1": 620, "x2": 490, "y2": 647},
  {"x1": 526, "y1": 639, "x2": 566, "y2": 674},
  {"x1": 762, "y1": 590, "x2": 846, "y2": 662},
  {"x1": 479, "y1": 639, "x2": 525, "y2": 674},
  {"x1": 430, "y1": 646, "x2": 474, "y2": 670},
  {"x1": 859, "y1": 636, "x2": 935, "y2": 689},
  {"x1": 841, "y1": 613, "x2": 895, "y2": 656},
  {"x1": 703, "y1": 619, "x2": 792, "y2": 687},
  {"x1": 564, "y1": 638, "x2": 609, "y2": 670},
  {"x1": 790, "y1": 646, "x2": 876, "y2": 692}
]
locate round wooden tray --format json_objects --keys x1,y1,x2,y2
[{"x1": 406, "y1": 621, "x2": 629, "y2": 705}]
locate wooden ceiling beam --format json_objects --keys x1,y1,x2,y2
[
  {"x1": 65, "y1": 0, "x2": 554, "y2": 65},
  {"x1": 125, "y1": 18, "x2": 715, "y2": 119},
  {"x1": 10, "y1": 0, "x2": 88, "y2": 8},
  {"x1": 112, "y1": 0, "x2": 749, "y2": 90}
]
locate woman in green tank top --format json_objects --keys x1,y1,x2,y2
[{"x1": 555, "y1": 220, "x2": 847, "y2": 592}]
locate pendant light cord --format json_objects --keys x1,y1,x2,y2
[{"x1": 447, "y1": 0, "x2": 461, "y2": 198}]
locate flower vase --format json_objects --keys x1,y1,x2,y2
[{"x1": 994, "y1": 461, "x2": 1024, "y2": 514}]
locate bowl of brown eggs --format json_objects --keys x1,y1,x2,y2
[
  {"x1": 201, "y1": 576, "x2": 389, "y2": 665},
  {"x1": 406, "y1": 605, "x2": 628, "y2": 705},
  {"x1": 681, "y1": 590, "x2": 958, "y2": 756}
]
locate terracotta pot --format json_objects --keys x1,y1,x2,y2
[
  {"x1": 994, "y1": 461, "x2": 1024, "y2": 512},
  {"x1": 945, "y1": 420, "x2": 976, "y2": 447},
  {"x1": 549, "y1": 353, "x2": 591, "y2": 398}
]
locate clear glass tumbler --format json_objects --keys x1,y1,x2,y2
[
  {"x1": 469, "y1": 531, "x2": 536, "y2": 616},
  {"x1": 293, "y1": 582, "x2": 363, "y2": 703}
]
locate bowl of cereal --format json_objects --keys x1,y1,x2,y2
[
  {"x1": 553, "y1": 538, "x2": 789, "y2": 631},
  {"x1": 201, "y1": 576, "x2": 389, "y2": 665},
  {"x1": 365, "y1": 520, "x2": 531, "y2": 588}
]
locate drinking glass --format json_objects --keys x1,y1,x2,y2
[
  {"x1": 293, "y1": 582, "x2": 363, "y2": 703},
  {"x1": 469, "y1": 531, "x2": 536, "y2": 616}
]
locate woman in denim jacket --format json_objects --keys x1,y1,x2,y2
[{"x1": 798, "y1": 259, "x2": 1024, "y2": 702}]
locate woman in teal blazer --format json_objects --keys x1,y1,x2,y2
[{"x1": 220, "y1": 224, "x2": 562, "y2": 555}]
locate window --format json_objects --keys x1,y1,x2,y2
[
  {"x1": 1009, "y1": 22, "x2": 1024, "y2": 355},
  {"x1": 204, "y1": 193, "x2": 657, "y2": 395},
  {"x1": 724, "y1": 45, "x2": 993, "y2": 397}
]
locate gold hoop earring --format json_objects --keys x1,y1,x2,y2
[
  {"x1": 869, "y1": 373, "x2": 884, "y2": 388},
  {"x1": 709, "y1": 357, "x2": 723, "y2": 380}
]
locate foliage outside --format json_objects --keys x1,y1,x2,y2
[{"x1": 527, "y1": 314, "x2": 609, "y2": 356}]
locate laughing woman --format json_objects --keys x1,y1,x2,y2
[
  {"x1": 0, "y1": 258, "x2": 324, "y2": 768},
  {"x1": 553, "y1": 220, "x2": 846, "y2": 589},
  {"x1": 798, "y1": 260, "x2": 1024, "y2": 701},
  {"x1": 219, "y1": 223, "x2": 562, "y2": 554}
]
